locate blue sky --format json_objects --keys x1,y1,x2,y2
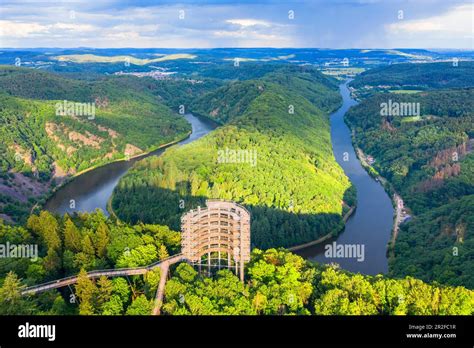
[{"x1": 0, "y1": 0, "x2": 472, "y2": 48}]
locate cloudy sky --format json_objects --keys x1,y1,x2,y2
[{"x1": 0, "y1": 0, "x2": 472, "y2": 49}]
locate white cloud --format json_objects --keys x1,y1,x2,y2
[
  {"x1": 226, "y1": 19, "x2": 272, "y2": 27},
  {"x1": 383, "y1": 3, "x2": 474, "y2": 48},
  {"x1": 51, "y1": 23, "x2": 96, "y2": 32},
  {"x1": 0, "y1": 20, "x2": 48, "y2": 37},
  {"x1": 213, "y1": 30, "x2": 277, "y2": 40},
  {"x1": 387, "y1": 4, "x2": 473, "y2": 36},
  {"x1": 0, "y1": 1, "x2": 472, "y2": 49},
  {"x1": 217, "y1": 18, "x2": 295, "y2": 47}
]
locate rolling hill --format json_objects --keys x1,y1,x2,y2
[
  {"x1": 112, "y1": 66, "x2": 355, "y2": 249},
  {"x1": 345, "y1": 84, "x2": 474, "y2": 288},
  {"x1": 0, "y1": 66, "x2": 191, "y2": 223},
  {"x1": 350, "y1": 61, "x2": 474, "y2": 91}
]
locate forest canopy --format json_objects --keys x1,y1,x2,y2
[{"x1": 346, "y1": 78, "x2": 474, "y2": 289}]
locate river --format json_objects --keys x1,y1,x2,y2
[
  {"x1": 44, "y1": 114, "x2": 217, "y2": 215},
  {"x1": 45, "y1": 82, "x2": 393, "y2": 275},
  {"x1": 294, "y1": 81, "x2": 393, "y2": 275}
]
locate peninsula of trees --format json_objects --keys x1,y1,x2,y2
[{"x1": 112, "y1": 66, "x2": 355, "y2": 249}]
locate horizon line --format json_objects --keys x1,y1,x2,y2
[{"x1": 1, "y1": 47, "x2": 473, "y2": 51}]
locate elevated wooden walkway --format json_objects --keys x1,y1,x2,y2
[{"x1": 21, "y1": 253, "x2": 184, "y2": 296}]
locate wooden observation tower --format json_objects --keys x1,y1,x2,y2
[{"x1": 181, "y1": 200, "x2": 251, "y2": 282}]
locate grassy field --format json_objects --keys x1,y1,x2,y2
[
  {"x1": 321, "y1": 67, "x2": 366, "y2": 79},
  {"x1": 389, "y1": 89, "x2": 422, "y2": 94},
  {"x1": 400, "y1": 115, "x2": 423, "y2": 122}
]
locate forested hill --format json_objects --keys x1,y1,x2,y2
[
  {"x1": 0, "y1": 65, "x2": 170, "y2": 101},
  {"x1": 350, "y1": 61, "x2": 474, "y2": 90},
  {"x1": 345, "y1": 87, "x2": 474, "y2": 288},
  {"x1": 0, "y1": 66, "x2": 191, "y2": 223},
  {"x1": 191, "y1": 67, "x2": 341, "y2": 124},
  {"x1": 190, "y1": 80, "x2": 265, "y2": 124},
  {"x1": 112, "y1": 66, "x2": 355, "y2": 249}
]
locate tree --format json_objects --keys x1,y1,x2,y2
[
  {"x1": 25, "y1": 263, "x2": 46, "y2": 284},
  {"x1": 73, "y1": 252, "x2": 93, "y2": 271},
  {"x1": 190, "y1": 171, "x2": 200, "y2": 195},
  {"x1": 314, "y1": 288, "x2": 351, "y2": 315},
  {"x1": 116, "y1": 244, "x2": 157, "y2": 268},
  {"x1": 102, "y1": 295, "x2": 124, "y2": 315},
  {"x1": 252, "y1": 292, "x2": 267, "y2": 313},
  {"x1": 158, "y1": 244, "x2": 169, "y2": 260},
  {"x1": 43, "y1": 248, "x2": 62, "y2": 274},
  {"x1": 0, "y1": 272, "x2": 31, "y2": 315},
  {"x1": 63, "y1": 217, "x2": 81, "y2": 252},
  {"x1": 50, "y1": 295, "x2": 70, "y2": 315},
  {"x1": 82, "y1": 235, "x2": 95, "y2": 256},
  {"x1": 126, "y1": 295, "x2": 153, "y2": 315},
  {"x1": 95, "y1": 222, "x2": 110, "y2": 258},
  {"x1": 144, "y1": 268, "x2": 161, "y2": 295},
  {"x1": 95, "y1": 276, "x2": 113, "y2": 311},
  {"x1": 175, "y1": 263, "x2": 198, "y2": 283},
  {"x1": 75, "y1": 269, "x2": 97, "y2": 315},
  {"x1": 247, "y1": 249, "x2": 313, "y2": 315},
  {"x1": 27, "y1": 211, "x2": 61, "y2": 251},
  {"x1": 99, "y1": 277, "x2": 132, "y2": 315},
  {"x1": 111, "y1": 278, "x2": 130, "y2": 304}
]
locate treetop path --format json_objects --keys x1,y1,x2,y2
[
  {"x1": 21, "y1": 253, "x2": 184, "y2": 296},
  {"x1": 20, "y1": 200, "x2": 251, "y2": 315}
]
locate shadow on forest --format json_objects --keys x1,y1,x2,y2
[{"x1": 111, "y1": 182, "x2": 356, "y2": 250}]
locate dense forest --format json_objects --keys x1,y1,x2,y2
[
  {"x1": 0, "y1": 210, "x2": 179, "y2": 315},
  {"x1": 190, "y1": 66, "x2": 342, "y2": 124},
  {"x1": 350, "y1": 61, "x2": 474, "y2": 90},
  {"x1": 3, "y1": 234, "x2": 472, "y2": 315},
  {"x1": 0, "y1": 66, "x2": 191, "y2": 223},
  {"x1": 163, "y1": 248, "x2": 474, "y2": 315},
  {"x1": 390, "y1": 196, "x2": 474, "y2": 288},
  {"x1": 345, "y1": 87, "x2": 474, "y2": 288},
  {"x1": 112, "y1": 66, "x2": 356, "y2": 249}
]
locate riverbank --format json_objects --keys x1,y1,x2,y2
[
  {"x1": 66, "y1": 131, "x2": 192, "y2": 181},
  {"x1": 188, "y1": 110, "x2": 223, "y2": 127},
  {"x1": 352, "y1": 143, "x2": 403, "y2": 255},
  {"x1": 288, "y1": 204, "x2": 356, "y2": 252},
  {"x1": 390, "y1": 193, "x2": 403, "y2": 257},
  {"x1": 41, "y1": 131, "x2": 191, "y2": 213},
  {"x1": 343, "y1": 86, "x2": 415, "y2": 262},
  {"x1": 43, "y1": 113, "x2": 217, "y2": 217},
  {"x1": 106, "y1": 192, "x2": 118, "y2": 220}
]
